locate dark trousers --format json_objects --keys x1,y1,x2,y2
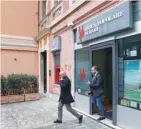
[
  {"x1": 58, "y1": 101, "x2": 80, "y2": 121},
  {"x1": 91, "y1": 95, "x2": 105, "y2": 116}
]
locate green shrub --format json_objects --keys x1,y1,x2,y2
[
  {"x1": 1, "y1": 75, "x2": 8, "y2": 96},
  {"x1": 1, "y1": 74, "x2": 38, "y2": 95}
]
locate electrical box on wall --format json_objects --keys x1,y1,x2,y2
[{"x1": 49, "y1": 70, "x2": 51, "y2": 76}]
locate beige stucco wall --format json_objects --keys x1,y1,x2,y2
[
  {"x1": 0, "y1": 1, "x2": 39, "y2": 77},
  {"x1": 1, "y1": 1, "x2": 38, "y2": 37},
  {"x1": 1, "y1": 50, "x2": 38, "y2": 77}
]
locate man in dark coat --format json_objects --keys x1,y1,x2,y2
[
  {"x1": 54, "y1": 71, "x2": 83, "y2": 124},
  {"x1": 87, "y1": 66, "x2": 105, "y2": 120}
]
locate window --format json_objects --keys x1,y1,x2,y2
[
  {"x1": 118, "y1": 34, "x2": 141, "y2": 110},
  {"x1": 52, "y1": 7, "x2": 61, "y2": 19},
  {"x1": 42, "y1": 0, "x2": 46, "y2": 18},
  {"x1": 75, "y1": 47, "x2": 89, "y2": 95},
  {"x1": 133, "y1": 0, "x2": 141, "y2": 22},
  {"x1": 73, "y1": 29, "x2": 77, "y2": 43},
  {"x1": 54, "y1": 53, "x2": 60, "y2": 84},
  {"x1": 132, "y1": 0, "x2": 139, "y2": 3}
]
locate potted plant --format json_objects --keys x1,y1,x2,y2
[
  {"x1": 25, "y1": 75, "x2": 39, "y2": 101},
  {"x1": 7, "y1": 74, "x2": 25, "y2": 103},
  {"x1": 1, "y1": 76, "x2": 9, "y2": 104}
]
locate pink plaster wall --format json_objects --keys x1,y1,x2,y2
[
  {"x1": 1, "y1": 1, "x2": 38, "y2": 37},
  {"x1": 49, "y1": 29, "x2": 73, "y2": 94},
  {"x1": 51, "y1": 1, "x2": 104, "y2": 34},
  {"x1": 49, "y1": 34, "x2": 54, "y2": 93},
  {"x1": 1, "y1": 50, "x2": 38, "y2": 77},
  {"x1": 51, "y1": 1, "x2": 120, "y2": 34},
  {"x1": 60, "y1": 29, "x2": 73, "y2": 79}
]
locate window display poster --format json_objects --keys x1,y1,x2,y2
[
  {"x1": 75, "y1": 61, "x2": 89, "y2": 91},
  {"x1": 124, "y1": 60, "x2": 141, "y2": 102}
]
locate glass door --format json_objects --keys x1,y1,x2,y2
[{"x1": 74, "y1": 47, "x2": 91, "y2": 114}]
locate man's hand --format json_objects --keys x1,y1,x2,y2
[{"x1": 85, "y1": 80, "x2": 90, "y2": 85}]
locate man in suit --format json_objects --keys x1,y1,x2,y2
[
  {"x1": 87, "y1": 66, "x2": 105, "y2": 120},
  {"x1": 54, "y1": 71, "x2": 83, "y2": 124}
]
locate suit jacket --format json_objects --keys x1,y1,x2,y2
[
  {"x1": 58, "y1": 76, "x2": 74, "y2": 104},
  {"x1": 89, "y1": 72, "x2": 103, "y2": 97}
]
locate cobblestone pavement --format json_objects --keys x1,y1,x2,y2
[{"x1": 1, "y1": 96, "x2": 112, "y2": 129}]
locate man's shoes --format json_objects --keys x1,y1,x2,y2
[
  {"x1": 79, "y1": 115, "x2": 83, "y2": 124},
  {"x1": 97, "y1": 116, "x2": 106, "y2": 121},
  {"x1": 54, "y1": 120, "x2": 62, "y2": 123}
]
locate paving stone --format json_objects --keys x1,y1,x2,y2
[{"x1": 1, "y1": 97, "x2": 112, "y2": 129}]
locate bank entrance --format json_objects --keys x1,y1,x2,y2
[
  {"x1": 91, "y1": 47, "x2": 113, "y2": 120},
  {"x1": 41, "y1": 51, "x2": 47, "y2": 93}
]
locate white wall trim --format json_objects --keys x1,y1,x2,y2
[
  {"x1": 0, "y1": 34, "x2": 35, "y2": 40},
  {"x1": 38, "y1": 37, "x2": 50, "y2": 94},
  {"x1": 46, "y1": 41, "x2": 50, "y2": 95},
  {"x1": 0, "y1": 34, "x2": 38, "y2": 51},
  {"x1": 38, "y1": 49, "x2": 41, "y2": 93}
]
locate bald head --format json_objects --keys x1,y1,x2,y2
[{"x1": 59, "y1": 71, "x2": 66, "y2": 78}]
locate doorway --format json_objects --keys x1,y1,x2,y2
[
  {"x1": 91, "y1": 47, "x2": 113, "y2": 120},
  {"x1": 41, "y1": 51, "x2": 47, "y2": 93}
]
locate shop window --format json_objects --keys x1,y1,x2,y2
[
  {"x1": 73, "y1": 29, "x2": 77, "y2": 43},
  {"x1": 75, "y1": 47, "x2": 90, "y2": 95},
  {"x1": 117, "y1": 34, "x2": 141, "y2": 111},
  {"x1": 42, "y1": 0, "x2": 46, "y2": 18},
  {"x1": 133, "y1": 0, "x2": 141, "y2": 22},
  {"x1": 54, "y1": 53, "x2": 60, "y2": 84}
]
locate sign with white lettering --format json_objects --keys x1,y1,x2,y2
[
  {"x1": 76, "y1": 1, "x2": 133, "y2": 43},
  {"x1": 50, "y1": 36, "x2": 61, "y2": 52}
]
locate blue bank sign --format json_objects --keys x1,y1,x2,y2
[
  {"x1": 50, "y1": 36, "x2": 61, "y2": 52},
  {"x1": 76, "y1": 1, "x2": 133, "y2": 44}
]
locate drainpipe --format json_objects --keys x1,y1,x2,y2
[{"x1": 38, "y1": 1, "x2": 40, "y2": 32}]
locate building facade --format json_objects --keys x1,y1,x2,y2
[
  {"x1": 37, "y1": 1, "x2": 141, "y2": 129},
  {"x1": 0, "y1": 1, "x2": 39, "y2": 77}
]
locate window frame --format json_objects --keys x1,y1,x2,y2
[
  {"x1": 54, "y1": 51, "x2": 60, "y2": 84},
  {"x1": 42, "y1": 0, "x2": 47, "y2": 19},
  {"x1": 117, "y1": 36, "x2": 141, "y2": 111}
]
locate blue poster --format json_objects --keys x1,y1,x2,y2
[{"x1": 124, "y1": 60, "x2": 141, "y2": 101}]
